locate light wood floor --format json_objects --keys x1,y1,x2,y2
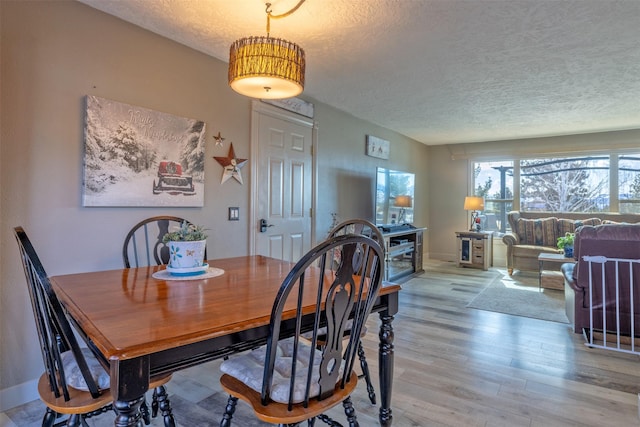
[{"x1": 4, "y1": 260, "x2": 640, "y2": 426}]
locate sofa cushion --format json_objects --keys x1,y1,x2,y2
[
  {"x1": 575, "y1": 223, "x2": 640, "y2": 247},
  {"x1": 511, "y1": 245, "x2": 559, "y2": 257},
  {"x1": 557, "y1": 219, "x2": 575, "y2": 236},
  {"x1": 557, "y1": 217, "x2": 602, "y2": 236},
  {"x1": 516, "y1": 217, "x2": 558, "y2": 246}
]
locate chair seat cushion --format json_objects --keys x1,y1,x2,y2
[
  {"x1": 61, "y1": 348, "x2": 110, "y2": 391},
  {"x1": 220, "y1": 337, "x2": 331, "y2": 404}
]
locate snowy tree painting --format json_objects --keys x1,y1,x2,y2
[{"x1": 83, "y1": 96, "x2": 206, "y2": 207}]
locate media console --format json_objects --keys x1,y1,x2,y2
[{"x1": 380, "y1": 226, "x2": 426, "y2": 282}]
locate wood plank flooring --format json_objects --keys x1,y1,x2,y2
[{"x1": 3, "y1": 260, "x2": 640, "y2": 426}]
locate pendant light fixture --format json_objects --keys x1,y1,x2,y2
[{"x1": 228, "y1": 1, "x2": 307, "y2": 99}]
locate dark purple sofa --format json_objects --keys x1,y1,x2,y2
[{"x1": 563, "y1": 224, "x2": 640, "y2": 334}]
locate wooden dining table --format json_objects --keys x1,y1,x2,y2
[{"x1": 50, "y1": 255, "x2": 401, "y2": 427}]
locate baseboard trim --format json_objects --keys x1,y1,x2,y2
[{"x1": 0, "y1": 378, "x2": 39, "y2": 412}]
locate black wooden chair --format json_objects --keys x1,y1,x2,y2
[
  {"x1": 123, "y1": 216, "x2": 184, "y2": 268},
  {"x1": 218, "y1": 233, "x2": 385, "y2": 426},
  {"x1": 122, "y1": 217, "x2": 199, "y2": 425},
  {"x1": 122, "y1": 215, "x2": 206, "y2": 268},
  {"x1": 14, "y1": 226, "x2": 174, "y2": 426},
  {"x1": 329, "y1": 219, "x2": 384, "y2": 245},
  {"x1": 325, "y1": 218, "x2": 384, "y2": 405}
]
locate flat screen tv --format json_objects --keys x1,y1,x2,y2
[{"x1": 375, "y1": 167, "x2": 415, "y2": 226}]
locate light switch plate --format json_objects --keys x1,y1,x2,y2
[{"x1": 228, "y1": 207, "x2": 239, "y2": 221}]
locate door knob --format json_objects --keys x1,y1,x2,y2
[{"x1": 260, "y1": 219, "x2": 274, "y2": 232}]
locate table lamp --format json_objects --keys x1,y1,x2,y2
[
  {"x1": 464, "y1": 196, "x2": 484, "y2": 231},
  {"x1": 395, "y1": 195, "x2": 412, "y2": 224}
]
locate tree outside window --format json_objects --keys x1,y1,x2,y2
[
  {"x1": 619, "y1": 155, "x2": 640, "y2": 214},
  {"x1": 520, "y1": 157, "x2": 609, "y2": 212}
]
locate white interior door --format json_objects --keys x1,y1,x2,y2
[{"x1": 250, "y1": 101, "x2": 314, "y2": 262}]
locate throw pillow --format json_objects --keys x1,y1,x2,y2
[
  {"x1": 575, "y1": 218, "x2": 602, "y2": 227},
  {"x1": 517, "y1": 217, "x2": 558, "y2": 246},
  {"x1": 557, "y1": 218, "x2": 576, "y2": 236}
]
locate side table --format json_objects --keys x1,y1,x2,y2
[
  {"x1": 538, "y1": 252, "x2": 574, "y2": 290},
  {"x1": 455, "y1": 231, "x2": 493, "y2": 271}
]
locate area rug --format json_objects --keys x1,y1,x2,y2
[{"x1": 467, "y1": 280, "x2": 569, "y2": 324}]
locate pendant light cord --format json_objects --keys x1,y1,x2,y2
[{"x1": 265, "y1": 0, "x2": 307, "y2": 36}]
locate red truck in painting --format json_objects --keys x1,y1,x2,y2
[{"x1": 153, "y1": 161, "x2": 195, "y2": 195}]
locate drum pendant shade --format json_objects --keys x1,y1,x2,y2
[
  {"x1": 229, "y1": 36, "x2": 305, "y2": 99},
  {"x1": 228, "y1": 1, "x2": 307, "y2": 99}
]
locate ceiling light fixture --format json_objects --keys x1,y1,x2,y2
[{"x1": 228, "y1": 1, "x2": 306, "y2": 99}]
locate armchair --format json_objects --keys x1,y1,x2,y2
[{"x1": 562, "y1": 224, "x2": 640, "y2": 334}]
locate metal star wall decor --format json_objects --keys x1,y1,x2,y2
[
  {"x1": 213, "y1": 131, "x2": 225, "y2": 147},
  {"x1": 214, "y1": 143, "x2": 248, "y2": 184}
]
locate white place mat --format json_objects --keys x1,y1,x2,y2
[{"x1": 152, "y1": 267, "x2": 225, "y2": 281}]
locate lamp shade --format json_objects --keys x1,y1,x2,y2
[
  {"x1": 463, "y1": 196, "x2": 484, "y2": 211},
  {"x1": 228, "y1": 36, "x2": 305, "y2": 99},
  {"x1": 395, "y1": 195, "x2": 412, "y2": 208}
]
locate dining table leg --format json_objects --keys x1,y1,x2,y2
[
  {"x1": 114, "y1": 397, "x2": 145, "y2": 427},
  {"x1": 111, "y1": 358, "x2": 150, "y2": 427},
  {"x1": 378, "y1": 292, "x2": 398, "y2": 426}
]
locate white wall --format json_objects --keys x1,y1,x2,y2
[{"x1": 313, "y1": 103, "x2": 429, "y2": 238}]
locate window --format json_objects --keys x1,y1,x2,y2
[
  {"x1": 472, "y1": 154, "x2": 640, "y2": 231},
  {"x1": 473, "y1": 161, "x2": 513, "y2": 234}
]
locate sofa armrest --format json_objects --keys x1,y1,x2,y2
[
  {"x1": 502, "y1": 233, "x2": 518, "y2": 246},
  {"x1": 562, "y1": 261, "x2": 578, "y2": 331},
  {"x1": 502, "y1": 233, "x2": 518, "y2": 274},
  {"x1": 561, "y1": 262, "x2": 579, "y2": 292}
]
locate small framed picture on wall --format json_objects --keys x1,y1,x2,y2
[{"x1": 366, "y1": 135, "x2": 390, "y2": 160}]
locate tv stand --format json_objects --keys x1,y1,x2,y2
[
  {"x1": 381, "y1": 227, "x2": 425, "y2": 282},
  {"x1": 379, "y1": 223, "x2": 416, "y2": 233}
]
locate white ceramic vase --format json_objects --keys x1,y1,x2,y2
[{"x1": 167, "y1": 240, "x2": 206, "y2": 269}]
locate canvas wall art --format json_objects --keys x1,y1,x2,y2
[{"x1": 83, "y1": 96, "x2": 206, "y2": 207}]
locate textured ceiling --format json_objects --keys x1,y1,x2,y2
[{"x1": 78, "y1": 0, "x2": 640, "y2": 145}]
